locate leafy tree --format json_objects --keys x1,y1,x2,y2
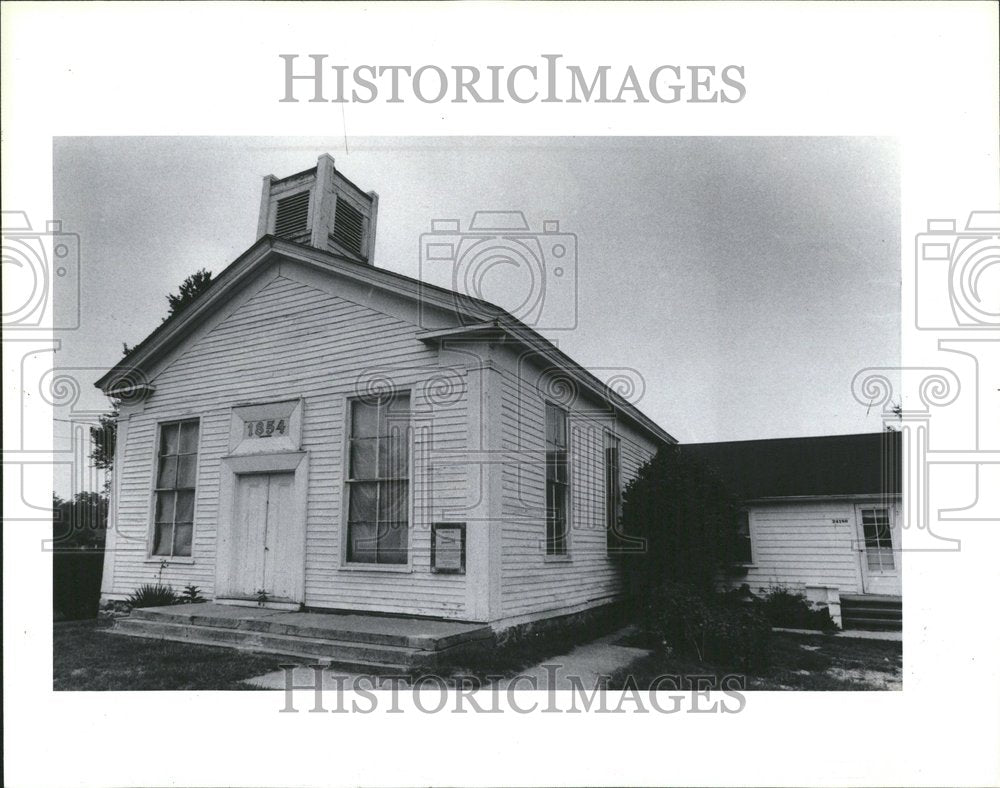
[
  {"x1": 165, "y1": 268, "x2": 213, "y2": 320},
  {"x1": 621, "y1": 445, "x2": 742, "y2": 594},
  {"x1": 89, "y1": 409, "x2": 118, "y2": 473},
  {"x1": 52, "y1": 491, "x2": 109, "y2": 550},
  {"x1": 89, "y1": 269, "x2": 213, "y2": 473}
]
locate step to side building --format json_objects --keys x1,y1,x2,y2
[
  {"x1": 840, "y1": 594, "x2": 902, "y2": 632},
  {"x1": 110, "y1": 603, "x2": 495, "y2": 673}
]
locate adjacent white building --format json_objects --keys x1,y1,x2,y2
[{"x1": 686, "y1": 432, "x2": 903, "y2": 629}]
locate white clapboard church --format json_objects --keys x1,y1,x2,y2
[{"x1": 96, "y1": 155, "x2": 674, "y2": 662}]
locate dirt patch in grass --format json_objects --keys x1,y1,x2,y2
[
  {"x1": 609, "y1": 631, "x2": 902, "y2": 691},
  {"x1": 54, "y1": 620, "x2": 287, "y2": 691}
]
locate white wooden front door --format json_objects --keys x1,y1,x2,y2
[
  {"x1": 232, "y1": 472, "x2": 296, "y2": 600},
  {"x1": 854, "y1": 503, "x2": 902, "y2": 596}
]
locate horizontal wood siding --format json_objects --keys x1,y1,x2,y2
[
  {"x1": 732, "y1": 500, "x2": 865, "y2": 595},
  {"x1": 107, "y1": 270, "x2": 469, "y2": 618},
  {"x1": 496, "y1": 354, "x2": 660, "y2": 620}
]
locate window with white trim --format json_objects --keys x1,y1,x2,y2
[
  {"x1": 152, "y1": 419, "x2": 199, "y2": 558},
  {"x1": 605, "y1": 433, "x2": 622, "y2": 553},
  {"x1": 346, "y1": 393, "x2": 410, "y2": 565},
  {"x1": 545, "y1": 402, "x2": 569, "y2": 555},
  {"x1": 735, "y1": 510, "x2": 753, "y2": 564}
]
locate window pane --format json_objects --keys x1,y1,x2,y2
[
  {"x1": 382, "y1": 394, "x2": 411, "y2": 431},
  {"x1": 154, "y1": 491, "x2": 175, "y2": 524},
  {"x1": 868, "y1": 547, "x2": 894, "y2": 571},
  {"x1": 179, "y1": 421, "x2": 199, "y2": 454},
  {"x1": 378, "y1": 521, "x2": 407, "y2": 564},
  {"x1": 379, "y1": 433, "x2": 409, "y2": 478},
  {"x1": 348, "y1": 521, "x2": 377, "y2": 563},
  {"x1": 176, "y1": 454, "x2": 197, "y2": 488},
  {"x1": 157, "y1": 455, "x2": 178, "y2": 489},
  {"x1": 548, "y1": 515, "x2": 566, "y2": 555},
  {"x1": 379, "y1": 481, "x2": 408, "y2": 522},
  {"x1": 548, "y1": 452, "x2": 568, "y2": 484},
  {"x1": 862, "y1": 509, "x2": 891, "y2": 549},
  {"x1": 348, "y1": 481, "x2": 378, "y2": 523},
  {"x1": 545, "y1": 404, "x2": 566, "y2": 448},
  {"x1": 349, "y1": 438, "x2": 378, "y2": 480},
  {"x1": 174, "y1": 490, "x2": 195, "y2": 523},
  {"x1": 736, "y1": 511, "x2": 750, "y2": 536},
  {"x1": 160, "y1": 423, "x2": 179, "y2": 456},
  {"x1": 173, "y1": 523, "x2": 193, "y2": 557},
  {"x1": 152, "y1": 523, "x2": 174, "y2": 556},
  {"x1": 351, "y1": 401, "x2": 379, "y2": 439}
]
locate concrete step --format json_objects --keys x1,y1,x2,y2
[
  {"x1": 112, "y1": 618, "x2": 425, "y2": 672},
  {"x1": 128, "y1": 606, "x2": 492, "y2": 652},
  {"x1": 839, "y1": 605, "x2": 902, "y2": 620},
  {"x1": 840, "y1": 596, "x2": 902, "y2": 631},
  {"x1": 840, "y1": 616, "x2": 902, "y2": 632}
]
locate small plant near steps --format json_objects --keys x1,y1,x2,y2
[
  {"x1": 125, "y1": 583, "x2": 179, "y2": 609},
  {"x1": 255, "y1": 589, "x2": 269, "y2": 607},
  {"x1": 180, "y1": 585, "x2": 206, "y2": 604}
]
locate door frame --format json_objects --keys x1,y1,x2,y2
[
  {"x1": 215, "y1": 450, "x2": 309, "y2": 604},
  {"x1": 852, "y1": 500, "x2": 901, "y2": 596}
]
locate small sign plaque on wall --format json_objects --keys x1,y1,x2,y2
[{"x1": 431, "y1": 523, "x2": 466, "y2": 574}]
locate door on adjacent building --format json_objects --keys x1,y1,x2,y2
[
  {"x1": 231, "y1": 472, "x2": 296, "y2": 600},
  {"x1": 854, "y1": 503, "x2": 902, "y2": 596}
]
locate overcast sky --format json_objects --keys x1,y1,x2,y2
[{"x1": 53, "y1": 135, "x2": 900, "y2": 494}]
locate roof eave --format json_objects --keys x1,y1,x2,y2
[
  {"x1": 94, "y1": 236, "x2": 677, "y2": 447},
  {"x1": 95, "y1": 236, "x2": 279, "y2": 392},
  {"x1": 418, "y1": 318, "x2": 676, "y2": 447}
]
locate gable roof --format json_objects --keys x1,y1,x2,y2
[
  {"x1": 683, "y1": 432, "x2": 901, "y2": 500},
  {"x1": 95, "y1": 235, "x2": 676, "y2": 445}
]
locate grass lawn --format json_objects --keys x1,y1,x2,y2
[
  {"x1": 54, "y1": 620, "x2": 286, "y2": 691},
  {"x1": 55, "y1": 618, "x2": 901, "y2": 692},
  {"x1": 609, "y1": 630, "x2": 902, "y2": 691},
  {"x1": 54, "y1": 615, "x2": 627, "y2": 690}
]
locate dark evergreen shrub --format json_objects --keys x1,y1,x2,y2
[
  {"x1": 642, "y1": 583, "x2": 772, "y2": 673},
  {"x1": 621, "y1": 445, "x2": 742, "y2": 593},
  {"x1": 759, "y1": 586, "x2": 839, "y2": 633}
]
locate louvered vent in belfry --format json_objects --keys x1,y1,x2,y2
[
  {"x1": 274, "y1": 191, "x2": 310, "y2": 239},
  {"x1": 331, "y1": 197, "x2": 364, "y2": 256}
]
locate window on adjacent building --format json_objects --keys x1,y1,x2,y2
[
  {"x1": 605, "y1": 433, "x2": 622, "y2": 553},
  {"x1": 861, "y1": 507, "x2": 894, "y2": 571},
  {"x1": 152, "y1": 419, "x2": 199, "y2": 558},
  {"x1": 735, "y1": 510, "x2": 753, "y2": 564},
  {"x1": 346, "y1": 393, "x2": 410, "y2": 565},
  {"x1": 545, "y1": 403, "x2": 569, "y2": 555}
]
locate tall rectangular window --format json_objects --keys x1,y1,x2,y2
[
  {"x1": 545, "y1": 403, "x2": 569, "y2": 555},
  {"x1": 861, "y1": 507, "x2": 894, "y2": 570},
  {"x1": 346, "y1": 393, "x2": 410, "y2": 565},
  {"x1": 605, "y1": 433, "x2": 622, "y2": 553},
  {"x1": 152, "y1": 419, "x2": 199, "y2": 558},
  {"x1": 735, "y1": 510, "x2": 753, "y2": 564}
]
